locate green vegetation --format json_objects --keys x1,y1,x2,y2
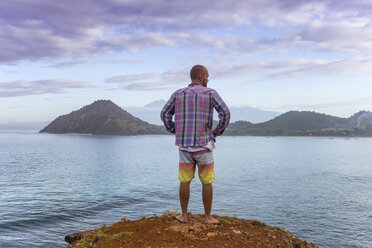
[
  {"x1": 162, "y1": 209, "x2": 179, "y2": 216},
  {"x1": 96, "y1": 224, "x2": 109, "y2": 232},
  {"x1": 110, "y1": 232, "x2": 132, "y2": 239},
  {"x1": 40, "y1": 100, "x2": 166, "y2": 135},
  {"x1": 217, "y1": 215, "x2": 238, "y2": 220},
  {"x1": 93, "y1": 232, "x2": 108, "y2": 239},
  {"x1": 286, "y1": 242, "x2": 295, "y2": 248},
  {"x1": 140, "y1": 214, "x2": 147, "y2": 220},
  {"x1": 41, "y1": 99, "x2": 372, "y2": 137},
  {"x1": 92, "y1": 223, "x2": 132, "y2": 243},
  {"x1": 78, "y1": 238, "x2": 91, "y2": 248},
  {"x1": 216, "y1": 218, "x2": 230, "y2": 224},
  {"x1": 225, "y1": 110, "x2": 372, "y2": 137}
]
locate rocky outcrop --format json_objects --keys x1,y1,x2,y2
[{"x1": 65, "y1": 213, "x2": 318, "y2": 248}]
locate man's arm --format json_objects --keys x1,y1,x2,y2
[
  {"x1": 211, "y1": 91, "x2": 230, "y2": 136},
  {"x1": 160, "y1": 93, "x2": 176, "y2": 134}
]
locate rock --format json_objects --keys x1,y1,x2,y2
[
  {"x1": 65, "y1": 232, "x2": 85, "y2": 244},
  {"x1": 94, "y1": 235, "x2": 101, "y2": 242},
  {"x1": 292, "y1": 240, "x2": 301, "y2": 248}
]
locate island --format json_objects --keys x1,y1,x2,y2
[
  {"x1": 40, "y1": 99, "x2": 372, "y2": 137},
  {"x1": 40, "y1": 100, "x2": 166, "y2": 135}
]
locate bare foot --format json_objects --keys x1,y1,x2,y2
[
  {"x1": 204, "y1": 215, "x2": 219, "y2": 224},
  {"x1": 176, "y1": 214, "x2": 187, "y2": 223}
]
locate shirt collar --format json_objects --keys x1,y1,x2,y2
[{"x1": 188, "y1": 82, "x2": 204, "y2": 87}]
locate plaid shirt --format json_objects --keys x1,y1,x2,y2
[{"x1": 161, "y1": 82, "x2": 230, "y2": 147}]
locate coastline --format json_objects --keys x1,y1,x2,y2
[{"x1": 37, "y1": 131, "x2": 372, "y2": 139}]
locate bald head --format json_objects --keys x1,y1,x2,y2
[{"x1": 190, "y1": 65, "x2": 209, "y2": 86}]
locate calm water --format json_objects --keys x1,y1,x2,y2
[{"x1": 0, "y1": 132, "x2": 371, "y2": 248}]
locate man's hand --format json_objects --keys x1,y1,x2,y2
[{"x1": 206, "y1": 127, "x2": 217, "y2": 137}]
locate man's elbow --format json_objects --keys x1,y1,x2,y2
[
  {"x1": 224, "y1": 109, "x2": 231, "y2": 123},
  {"x1": 160, "y1": 110, "x2": 167, "y2": 123}
]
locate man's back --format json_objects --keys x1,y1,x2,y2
[{"x1": 161, "y1": 82, "x2": 230, "y2": 147}]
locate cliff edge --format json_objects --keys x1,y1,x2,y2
[{"x1": 65, "y1": 213, "x2": 318, "y2": 248}]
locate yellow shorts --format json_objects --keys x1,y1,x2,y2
[{"x1": 178, "y1": 150, "x2": 214, "y2": 184}]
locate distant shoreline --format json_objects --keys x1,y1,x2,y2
[
  {"x1": 34, "y1": 132, "x2": 372, "y2": 138},
  {"x1": 2, "y1": 128, "x2": 372, "y2": 138}
]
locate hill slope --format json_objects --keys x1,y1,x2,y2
[
  {"x1": 40, "y1": 100, "x2": 165, "y2": 135},
  {"x1": 257, "y1": 111, "x2": 350, "y2": 130},
  {"x1": 39, "y1": 100, "x2": 372, "y2": 137},
  {"x1": 225, "y1": 110, "x2": 372, "y2": 136}
]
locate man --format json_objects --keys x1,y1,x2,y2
[{"x1": 161, "y1": 65, "x2": 230, "y2": 224}]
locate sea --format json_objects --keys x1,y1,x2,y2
[{"x1": 0, "y1": 131, "x2": 371, "y2": 248}]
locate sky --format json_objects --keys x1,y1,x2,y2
[{"x1": 1, "y1": 0, "x2": 372, "y2": 123}]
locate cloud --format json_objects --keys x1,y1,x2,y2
[
  {"x1": 207, "y1": 59, "x2": 325, "y2": 79},
  {"x1": 278, "y1": 97, "x2": 372, "y2": 117},
  {"x1": 49, "y1": 58, "x2": 144, "y2": 68},
  {"x1": 290, "y1": 97, "x2": 372, "y2": 110},
  {"x1": 0, "y1": 1, "x2": 324, "y2": 33},
  {"x1": 0, "y1": 79, "x2": 95, "y2": 97},
  {"x1": 105, "y1": 59, "x2": 328, "y2": 91},
  {"x1": 0, "y1": 21, "x2": 175, "y2": 63},
  {"x1": 105, "y1": 68, "x2": 189, "y2": 90},
  {"x1": 48, "y1": 60, "x2": 88, "y2": 68},
  {"x1": 124, "y1": 82, "x2": 175, "y2": 91},
  {"x1": 292, "y1": 18, "x2": 372, "y2": 53},
  {"x1": 105, "y1": 55, "x2": 372, "y2": 91},
  {"x1": 106, "y1": 73, "x2": 159, "y2": 83},
  {"x1": 265, "y1": 57, "x2": 372, "y2": 79},
  {"x1": 2, "y1": 0, "x2": 372, "y2": 63},
  {"x1": 161, "y1": 67, "x2": 190, "y2": 84}
]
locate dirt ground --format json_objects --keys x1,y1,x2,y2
[{"x1": 66, "y1": 213, "x2": 318, "y2": 248}]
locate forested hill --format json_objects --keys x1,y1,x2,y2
[
  {"x1": 40, "y1": 100, "x2": 166, "y2": 135},
  {"x1": 40, "y1": 100, "x2": 372, "y2": 137},
  {"x1": 224, "y1": 110, "x2": 372, "y2": 136}
]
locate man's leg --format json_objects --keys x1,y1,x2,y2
[
  {"x1": 195, "y1": 151, "x2": 219, "y2": 224},
  {"x1": 176, "y1": 181, "x2": 191, "y2": 223},
  {"x1": 202, "y1": 183, "x2": 219, "y2": 224},
  {"x1": 178, "y1": 151, "x2": 196, "y2": 223}
]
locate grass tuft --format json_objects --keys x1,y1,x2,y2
[
  {"x1": 286, "y1": 242, "x2": 295, "y2": 248},
  {"x1": 217, "y1": 218, "x2": 230, "y2": 224},
  {"x1": 110, "y1": 232, "x2": 132, "y2": 239},
  {"x1": 162, "y1": 209, "x2": 179, "y2": 216},
  {"x1": 93, "y1": 233, "x2": 108, "y2": 239},
  {"x1": 78, "y1": 238, "x2": 91, "y2": 248},
  {"x1": 96, "y1": 224, "x2": 109, "y2": 232}
]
